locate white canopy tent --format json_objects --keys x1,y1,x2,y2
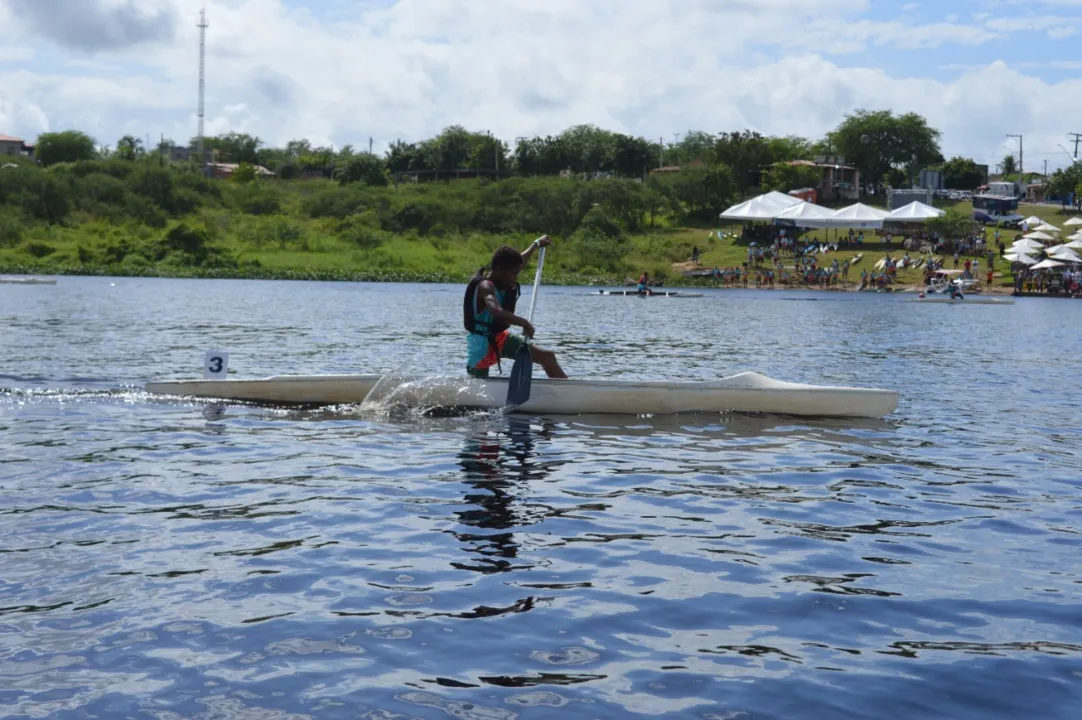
[
  {"x1": 1046, "y1": 245, "x2": 1082, "y2": 263},
  {"x1": 1022, "y1": 231, "x2": 1056, "y2": 242},
  {"x1": 773, "y1": 201, "x2": 837, "y2": 226},
  {"x1": 884, "y1": 201, "x2": 944, "y2": 222},
  {"x1": 719, "y1": 192, "x2": 802, "y2": 222},
  {"x1": 1065, "y1": 238, "x2": 1082, "y2": 250},
  {"x1": 1064, "y1": 217, "x2": 1082, "y2": 227},
  {"x1": 798, "y1": 202, "x2": 890, "y2": 229},
  {"x1": 1034, "y1": 223, "x2": 1061, "y2": 234},
  {"x1": 1021, "y1": 215, "x2": 1044, "y2": 227},
  {"x1": 1031, "y1": 259, "x2": 1064, "y2": 270},
  {"x1": 1068, "y1": 231, "x2": 1082, "y2": 242}
]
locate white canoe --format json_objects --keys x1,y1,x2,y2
[
  {"x1": 597, "y1": 290, "x2": 703, "y2": 298},
  {"x1": 145, "y1": 371, "x2": 898, "y2": 418},
  {"x1": 0, "y1": 276, "x2": 57, "y2": 285},
  {"x1": 912, "y1": 296, "x2": 1014, "y2": 305}
]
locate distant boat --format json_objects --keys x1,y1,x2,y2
[{"x1": 0, "y1": 276, "x2": 57, "y2": 285}]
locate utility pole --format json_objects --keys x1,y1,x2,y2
[
  {"x1": 659, "y1": 137, "x2": 664, "y2": 167},
  {"x1": 672, "y1": 132, "x2": 682, "y2": 165},
  {"x1": 368, "y1": 137, "x2": 373, "y2": 155},
  {"x1": 1070, "y1": 132, "x2": 1082, "y2": 161},
  {"x1": 196, "y1": 7, "x2": 208, "y2": 159},
  {"x1": 1006, "y1": 133, "x2": 1023, "y2": 177}
]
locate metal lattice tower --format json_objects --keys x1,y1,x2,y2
[{"x1": 197, "y1": 8, "x2": 208, "y2": 158}]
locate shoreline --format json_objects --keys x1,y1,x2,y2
[{"x1": 2, "y1": 262, "x2": 1028, "y2": 294}]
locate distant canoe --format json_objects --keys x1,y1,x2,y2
[
  {"x1": 0, "y1": 276, "x2": 57, "y2": 285},
  {"x1": 598, "y1": 290, "x2": 704, "y2": 298}
]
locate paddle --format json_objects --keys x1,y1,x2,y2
[{"x1": 506, "y1": 245, "x2": 546, "y2": 407}]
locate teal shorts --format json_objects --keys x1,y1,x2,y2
[{"x1": 468, "y1": 332, "x2": 526, "y2": 378}]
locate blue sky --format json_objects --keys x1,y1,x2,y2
[{"x1": 1, "y1": 0, "x2": 1081, "y2": 172}]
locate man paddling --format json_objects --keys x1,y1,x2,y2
[
  {"x1": 637, "y1": 271, "x2": 654, "y2": 296},
  {"x1": 464, "y1": 237, "x2": 568, "y2": 380}
]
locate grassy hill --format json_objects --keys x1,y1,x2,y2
[{"x1": 1, "y1": 161, "x2": 1076, "y2": 289}]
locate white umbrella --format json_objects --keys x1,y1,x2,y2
[
  {"x1": 1064, "y1": 217, "x2": 1082, "y2": 227},
  {"x1": 1004, "y1": 253, "x2": 1036, "y2": 265},
  {"x1": 1034, "y1": 223, "x2": 1061, "y2": 234},
  {"x1": 1065, "y1": 239, "x2": 1082, "y2": 250},
  {"x1": 1011, "y1": 238, "x2": 1045, "y2": 251},
  {"x1": 1046, "y1": 245, "x2": 1082, "y2": 263},
  {"x1": 1022, "y1": 231, "x2": 1056, "y2": 242},
  {"x1": 1022, "y1": 215, "x2": 1044, "y2": 226},
  {"x1": 1069, "y1": 231, "x2": 1082, "y2": 241},
  {"x1": 1031, "y1": 259, "x2": 1064, "y2": 270}
]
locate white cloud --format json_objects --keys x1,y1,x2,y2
[{"x1": 0, "y1": 0, "x2": 1079, "y2": 171}]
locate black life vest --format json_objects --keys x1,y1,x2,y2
[{"x1": 463, "y1": 275, "x2": 519, "y2": 337}]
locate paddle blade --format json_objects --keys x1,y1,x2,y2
[{"x1": 505, "y1": 345, "x2": 533, "y2": 407}]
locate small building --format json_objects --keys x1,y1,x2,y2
[
  {"x1": 780, "y1": 157, "x2": 861, "y2": 203},
  {"x1": 205, "y1": 162, "x2": 276, "y2": 180},
  {"x1": 0, "y1": 134, "x2": 31, "y2": 157}
]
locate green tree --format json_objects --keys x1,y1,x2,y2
[
  {"x1": 35, "y1": 130, "x2": 97, "y2": 166},
  {"x1": 937, "y1": 156, "x2": 985, "y2": 190},
  {"x1": 673, "y1": 131, "x2": 716, "y2": 165},
  {"x1": 827, "y1": 110, "x2": 942, "y2": 185},
  {"x1": 115, "y1": 135, "x2": 144, "y2": 162},
  {"x1": 1001, "y1": 154, "x2": 1017, "y2": 177},
  {"x1": 712, "y1": 130, "x2": 775, "y2": 196},
  {"x1": 336, "y1": 153, "x2": 389, "y2": 186},
  {"x1": 198, "y1": 132, "x2": 263, "y2": 164},
  {"x1": 1047, "y1": 162, "x2": 1082, "y2": 209},
  {"x1": 766, "y1": 135, "x2": 814, "y2": 163},
  {"x1": 926, "y1": 206, "x2": 973, "y2": 237},
  {"x1": 761, "y1": 162, "x2": 821, "y2": 193},
  {"x1": 612, "y1": 133, "x2": 657, "y2": 178}
]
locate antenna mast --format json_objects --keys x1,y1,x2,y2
[{"x1": 197, "y1": 8, "x2": 208, "y2": 158}]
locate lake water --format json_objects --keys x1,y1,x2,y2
[{"x1": 2, "y1": 277, "x2": 1082, "y2": 719}]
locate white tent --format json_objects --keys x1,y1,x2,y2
[
  {"x1": 719, "y1": 192, "x2": 802, "y2": 222},
  {"x1": 1021, "y1": 215, "x2": 1044, "y2": 227},
  {"x1": 1046, "y1": 245, "x2": 1082, "y2": 263},
  {"x1": 1068, "y1": 231, "x2": 1082, "y2": 242},
  {"x1": 1064, "y1": 217, "x2": 1082, "y2": 227},
  {"x1": 884, "y1": 201, "x2": 944, "y2": 222},
  {"x1": 1022, "y1": 231, "x2": 1056, "y2": 242},
  {"x1": 1065, "y1": 239, "x2": 1082, "y2": 250},
  {"x1": 1004, "y1": 253, "x2": 1036, "y2": 265},
  {"x1": 1035, "y1": 223, "x2": 1061, "y2": 234},
  {"x1": 1031, "y1": 259, "x2": 1064, "y2": 270},
  {"x1": 773, "y1": 201, "x2": 837, "y2": 226},
  {"x1": 799, "y1": 202, "x2": 889, "y2": 229}
]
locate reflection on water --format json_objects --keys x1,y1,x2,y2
[{"x1": 2, "y1": 278, "x2": 1082, "y2": 719}]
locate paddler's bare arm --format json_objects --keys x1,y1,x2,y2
[
  {"x1": 478, "y1": 280, "x2": 535, "y2": 338},
  {"x1": 519, "y1": 235, "x2": 552, "y2": 264}
]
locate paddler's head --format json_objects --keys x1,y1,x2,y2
[{"x1": 489, "y1": 245, "x2": 524, "y2": 289}]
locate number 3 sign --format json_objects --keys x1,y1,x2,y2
[{"x1": 204, "y1": 350, "x2": 230, "y2": 379}]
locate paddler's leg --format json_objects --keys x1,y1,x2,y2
[
  {"x1": 530, "y1": 345, "x2": 567, "y2": 378},
  {"x1": 501, "y1": 333, "x2": 567, "y2": 379}
]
